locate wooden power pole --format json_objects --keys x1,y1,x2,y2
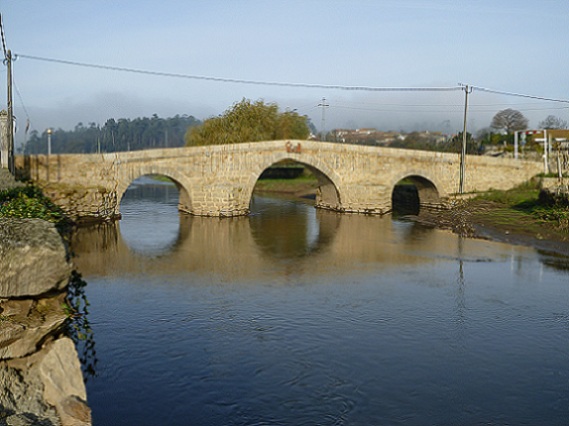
[
  {"x1": 459, "y1": 85, "x2": 472, "y2": 194},
  {"x1": 6, "y1": 49, "x2": 14, "y2": 174}
]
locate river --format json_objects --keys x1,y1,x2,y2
[{"x1": 70, "y1": 177, "x2": 569, "y2": 425}]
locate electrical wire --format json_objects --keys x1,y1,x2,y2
[
  {"x1": 472, "y1": 85, "x2": 569, "y2": 104},
  {"x1": 0, "y1": 14, "x2": 7, "y2": 59},
  {"x1": 331, "y1": 104, "x2": 463, "y2": 114},
  {"x1": 10, "y1": 53, "x2": 569, "y2": 130},
  {"x1": 13, "y1": 77, "x2": 32, "y2": 135},
  {"x1": 14, "y1": 54, "x2": 569, "y2": 105},
  {"x1": 14, "y1": 53, "x2": 462, "y2": 93}
]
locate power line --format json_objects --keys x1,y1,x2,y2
[
  {"x1": 331, "y1": 104, "x2": 569, "y2": 114},
  {"x1": 332, "y1": 105, "x2": 463, "y2": 113},
  {"x1": 471, "y1": 85, "x2": 569, "y2": 104},
  {"x1": 347, "y1": 99, "x2": 566, "y2": 108},
  {"x1": 15, "y1": 53, "x2": 462, "y2": 93},
  {"x1": 0, "y1": 14, "x2": 7, "y2": 59},
  {"x1": 15, "y1": 53, "x2": 569, "y2": 105},
  {"x1": 13, "y1": 77, "x2": 32, "y2": 135}
]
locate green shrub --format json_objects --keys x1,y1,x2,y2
[{"x1": 0, "y1": 185, "x2": 68, "y2": 226}]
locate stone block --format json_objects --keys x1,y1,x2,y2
[{"x1": 0, "y1": 292, "x2": 68, "y2": 360}]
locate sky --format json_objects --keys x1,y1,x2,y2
[{"x1": 1, "y1": 0, "x2": 569, "y2": 146}]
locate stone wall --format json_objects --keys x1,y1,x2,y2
[{"x1": 15, "y1": 141, "x2": 543, "y2": 221}]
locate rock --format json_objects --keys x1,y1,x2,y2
[
  {"x1": 4, "y1": 413, "x2": 56, "y2": 426},
  {"x1": 39, "y1": 338, "x2": 87, "y2": 405},
  {"x1": 40, "y1": 338, "x2": 90, "y2": 426},
  {"x1": 0, "y1": 169, "x2": 24, "y2": 191},
  {"x1": 0, "y1": 358, "x2": 60, "y2": 425},
  {"x1": 58, "y1": 396, "x2": 91, "y2": 426},
  {"x1": 0, "y1": 337, "x2": 91, "y2": 426},
  {"x1": 0, "y1": 292, "x2": 68, "y2": 360},
  {"x1": 0, "y1": 218, "x2": 72, "y2": 298}
]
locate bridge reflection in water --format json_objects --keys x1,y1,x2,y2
[{"x1": 71, "y1": 182, "x2": 521, "y2": 280}]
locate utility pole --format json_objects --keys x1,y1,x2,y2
[
  {"x1": 6, "y1": 49, "x2": 14, "y2": 174},
  {"x1": 459, "y1": 84, "x2": 472, "y2": 194},
  {"x1": 543, "y1": 129, "x2": 548, "y2": 174},
  {"x1": 318, "y1": 97, "x2": 329, "y2": 141}
]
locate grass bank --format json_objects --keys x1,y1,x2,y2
[
  {"x1": 253, "y1": 175, "x2": 319, "y2": 196},
  {"x1": 470, "y1": 184, "x2": 568, "y2": 234},
  {"x1": 417, "y1": 180, "x2": 569, "y2": 255}
]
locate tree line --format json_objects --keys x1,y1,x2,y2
[
  {"x1": 23, "y1": 114, "x2": 201, "y2": 154},
  {"x1": 20, "y1": 101, "x2": 567, "y2": 156}
]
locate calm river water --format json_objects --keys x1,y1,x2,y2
[{"x1": 71, "y1": 177, "x2": 569, "y2": 425}]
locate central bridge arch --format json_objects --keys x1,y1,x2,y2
[{"x1": 243, "y1": 153, "x2": 343, "y2": 212}]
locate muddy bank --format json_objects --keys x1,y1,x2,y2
[{"x1": 412, "y1": 200, "x2": 569, "y2": 257}]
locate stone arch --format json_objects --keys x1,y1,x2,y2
[
  {"x1": 390, "y1": 173, "x2": 442, "y2": 212},
  {"x1": 241, "y1": 152, "x2": 343, "y2": 212},
  {"x1": 114, "y1": 166, "x2": 192, "y2": 217}
]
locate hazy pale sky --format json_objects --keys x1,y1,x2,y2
[{"x1": 2, "y1": 0, "x2": 569, "y2": 143}]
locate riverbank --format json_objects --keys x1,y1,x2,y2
[
  {"x1": 413, "y1": 186, "x2": 569, "y2": 257},
  {"x1": 253, "y1": 176, "x2": 319, "y2": 198}
]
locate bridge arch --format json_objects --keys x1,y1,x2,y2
[
  {"x1": 115, "y1": 167, "x2": 192, "y2": 217},
  {"x1": 242, "y1": 153, "x2": 343, "y2": 212},
  {"x1": 390, "y1": 173, "x2": 442, "y2": 213}
]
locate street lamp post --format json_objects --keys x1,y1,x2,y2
[{"x1": 47, "y1": 128, "x2": 52, "y2": 156}]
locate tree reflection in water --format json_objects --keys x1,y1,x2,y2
[{"x1": 65, "y1": 270, "x2": 98, "y2": 382}]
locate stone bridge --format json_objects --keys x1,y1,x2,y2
[{"x1": 15, "y1": 140, "x2": 542, "y2": 221}]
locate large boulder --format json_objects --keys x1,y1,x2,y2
[
  {"x1": 0, "y1": 219, "x2": 72, "y2": 298},
  {"x1": 0, "y1": 336, "x2": 91, "y2": 426}
]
